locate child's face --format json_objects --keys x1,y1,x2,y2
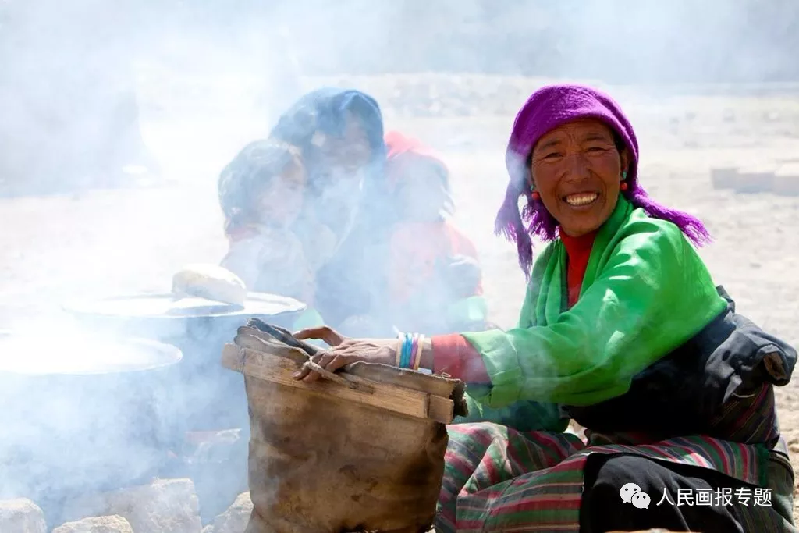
[
  {"x1": 389, "y1": 155, "x2": 449, "y2": 221},
  {"x1": 255, "y1": 162, "x2": 307, "y2": 227}
]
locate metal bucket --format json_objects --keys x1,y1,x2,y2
[
  {"x1": 0, "y1": 330, "x2": 183, "y2": 518},
  {"x1": 63, "y1": 292, "x2": 305, "y2": 431}
]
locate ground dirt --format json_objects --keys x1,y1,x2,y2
[{"x1": 2, "y1": 72, "x2": 799, "y2": 522}]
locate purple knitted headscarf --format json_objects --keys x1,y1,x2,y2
[{"x1": 496, "y1": 84, "x2": 711, "y2": 276}]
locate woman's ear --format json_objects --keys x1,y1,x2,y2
[{"x1": 619, "y1": 149, "x2": 630, "y2": 175}]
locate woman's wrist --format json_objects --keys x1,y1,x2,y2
[{"x1": 393, "y1": 333, "x2": 435, "y2": 371}]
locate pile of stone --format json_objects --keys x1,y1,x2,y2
[
  {"x1": 0, "y1": 481, "x2": 252, "y2": 533},
  {"x1": 0, "y1": 494, "x2": 693, "y2": 533}
]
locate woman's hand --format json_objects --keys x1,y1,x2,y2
[{"x1": 292, "y1": 326, "x2": 398, "y2": 383}]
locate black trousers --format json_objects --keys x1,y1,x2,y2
[{"x1": 579, "y1": 454, "x2": 771, "y2": 532}]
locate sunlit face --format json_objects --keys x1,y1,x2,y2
[
  {"x1": 530, "y1": 119, "x2": 629, "y2": 237},
  {"x1": 255, "y1": 161, "x2": 306, "y2": 227}
]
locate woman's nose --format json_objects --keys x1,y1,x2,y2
[{"x1": 562, "y1": 151, "x2": 591, "y2": 181}]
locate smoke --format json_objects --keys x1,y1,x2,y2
[
  {"x1": 251, "y1": 0, "x2": 799, "y2": 83},
  {"x1": 0, "y1": 0, "x2": 798, "y2": 528},
  {"x1": 0, "y1": 326, "x2": 181, "y2": 519}
]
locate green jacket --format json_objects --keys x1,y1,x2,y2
[{"x1": 459, "y1": 196, "x2": 727, "y2": 425}]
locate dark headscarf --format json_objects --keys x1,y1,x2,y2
[{"x1": 268, "y1": 87, "x2": 386, "y2": 206}]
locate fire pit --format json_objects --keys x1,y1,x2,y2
[{"x1": 0, "y1": 329, "x2": 183, "y2": 523}]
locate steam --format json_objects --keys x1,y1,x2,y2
[
  {"x1": 0, "y1": 324, "x2": 183, "y2": 516},
  {"x1": 0, "y1": 0, "x2": 798, "y2": 528}
]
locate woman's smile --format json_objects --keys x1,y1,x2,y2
[{"x1": 563, "y1": 192, "x2": 599, "y2": 208}]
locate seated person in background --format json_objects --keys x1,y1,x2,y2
[
  {"x1": 217, "y1": 140, "x2": 333, "y2": 329},
  {"x1": 383, "y1": 131, "x2": 490, "y2": 334},
  {"x1": 266, "y1": 88, "x2": 393, "y2": 337}
]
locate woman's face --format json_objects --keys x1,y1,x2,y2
[
  {"x1": 316, "y1": 112, "x2": 372, "y2": 173},
  {"x1": 530, "y1": 119, "x2": 628, "y2": 237},
  {"x1": 310, "y1": 112, "x2": 373, "y2": 232},
  {"x1": 256, "y1": 161, "x2": 307, "y2": 227}
]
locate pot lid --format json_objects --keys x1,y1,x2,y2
[
  {"x1": 63, "y1": 291, "x2": 306, "y2": 320},
  {"x1": 0, "y1": 330, "x2": 183, "y2": 376}
]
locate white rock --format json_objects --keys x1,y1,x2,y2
[
  {"x1": 733, "y1": 165, "x2": 778, "y2": 194},
  {"x1": 772, "y1": 164, "x2": 799, "y2": 197},
  {"x1": 52, "y1": 515, "x2": 134, "y2": 533},
  {"x1": 0, "y1": 499, "x2": 47, "y2": 533},
  {"x1": 709, "y1": 166, "x2": 739, "y2": 190},
  {"x1": 202, "y1": 493, "x2": 252, "y2": 533},
  {"x1": 62, "y1": 479, "x2": 201, "y2": 533}
]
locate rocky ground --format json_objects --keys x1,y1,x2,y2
[{"x1": 2, "y1": 72, "x2": 799, "y2": 528}]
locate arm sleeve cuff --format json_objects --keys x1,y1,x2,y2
[{"x1": 432, "y1": 333, "x2": 491, "y2": 383}]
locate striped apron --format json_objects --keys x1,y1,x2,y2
[{"x1": 436, "y1": 383, "x2": 795, "y2": 532}]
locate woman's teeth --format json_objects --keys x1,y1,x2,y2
[{"x1": 565, "y1": 193, "x2": 598, "y2": 206}]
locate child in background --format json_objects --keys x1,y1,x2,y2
[
  {"x1": 383, "y1": 131, "x2": 490, "y2": 335},
  {"x1": 217, "y1": 140, "x2": 334, "y2": 329}
]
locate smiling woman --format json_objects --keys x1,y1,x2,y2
[
  {"x1": 294, "y1": 84, "x2": 797, "y2": 532},
  {"x1": 497, "y1": 84, "x2": 711, "y2": 275}
]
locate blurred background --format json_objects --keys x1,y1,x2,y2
[{"x1": 2, "y1": 0, "x2": 799, "y2": 196}]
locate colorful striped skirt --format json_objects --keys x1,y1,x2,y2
[{"x1": 435, "y1": 422, "x2": 794, "y2": 532}]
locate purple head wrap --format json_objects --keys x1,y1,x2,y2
[{"x1": 496, "y1": 84, "x2": 711, "y2": 276}]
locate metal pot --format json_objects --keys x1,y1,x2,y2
[
  {"x1": 62, "y1": 292, "x2": 305, "y2": 431},
  {"x1": 0, "y1": 330, "x2": 183, "y2": 511}
]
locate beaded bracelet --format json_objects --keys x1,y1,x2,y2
[
  {"x1": 395, "y1": 335, "x2": 404, "y2": 367},
  {"x1": 409, "y1": 334, "x2": 418, "y2": 367},
  {"x1": 395, "y1": 331, "x2": 406, "y2": 367},
  {"x1": 396, "y1": 332, "x2": 428, "y2": 370},
  {"x1": 403, "y1": 333, "x2": 415, "y2": 368},
  {"x1": 413, "y1": 334, "x2": 425, "y2": 370},
  {"x1": 396, "y1": 332, "x2": 413, "y2": 368}
]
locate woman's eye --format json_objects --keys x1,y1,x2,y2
[
  {"x1": 586, "y1": 145, "x2": 609, "y2": 153},
  {"x1": 543, "y1": 152, "x2": 562, "y2": 161}
]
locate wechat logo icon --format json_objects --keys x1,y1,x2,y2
[{"x1": 620, "y1": 482, "x2": 651, "y2": 509}]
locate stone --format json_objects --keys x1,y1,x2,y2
[
  {"x1": 52, "y1": 515, "x2": 134, "y2": 533},
  {"x1": 731, "y1": 165, "x2": 777, "y2": 194},
  {"x1": 180, "y1": 429, "x2": 249, "y2": 524},
  {"x1": 201, "y1": 493, "x2": 253, "y2": 533},
  {"x1": 62, "y1": 479, "x2": 201, "y2": 533},
  {"x1": 0, "y1": 499, "x2": 47, "y2": 533},
  {"x1": 709, "y1": 166, "x2": 739, "y2": 190},
  {"x1": 772, "y1": 164, "x2": 799, "y2": 197}
]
